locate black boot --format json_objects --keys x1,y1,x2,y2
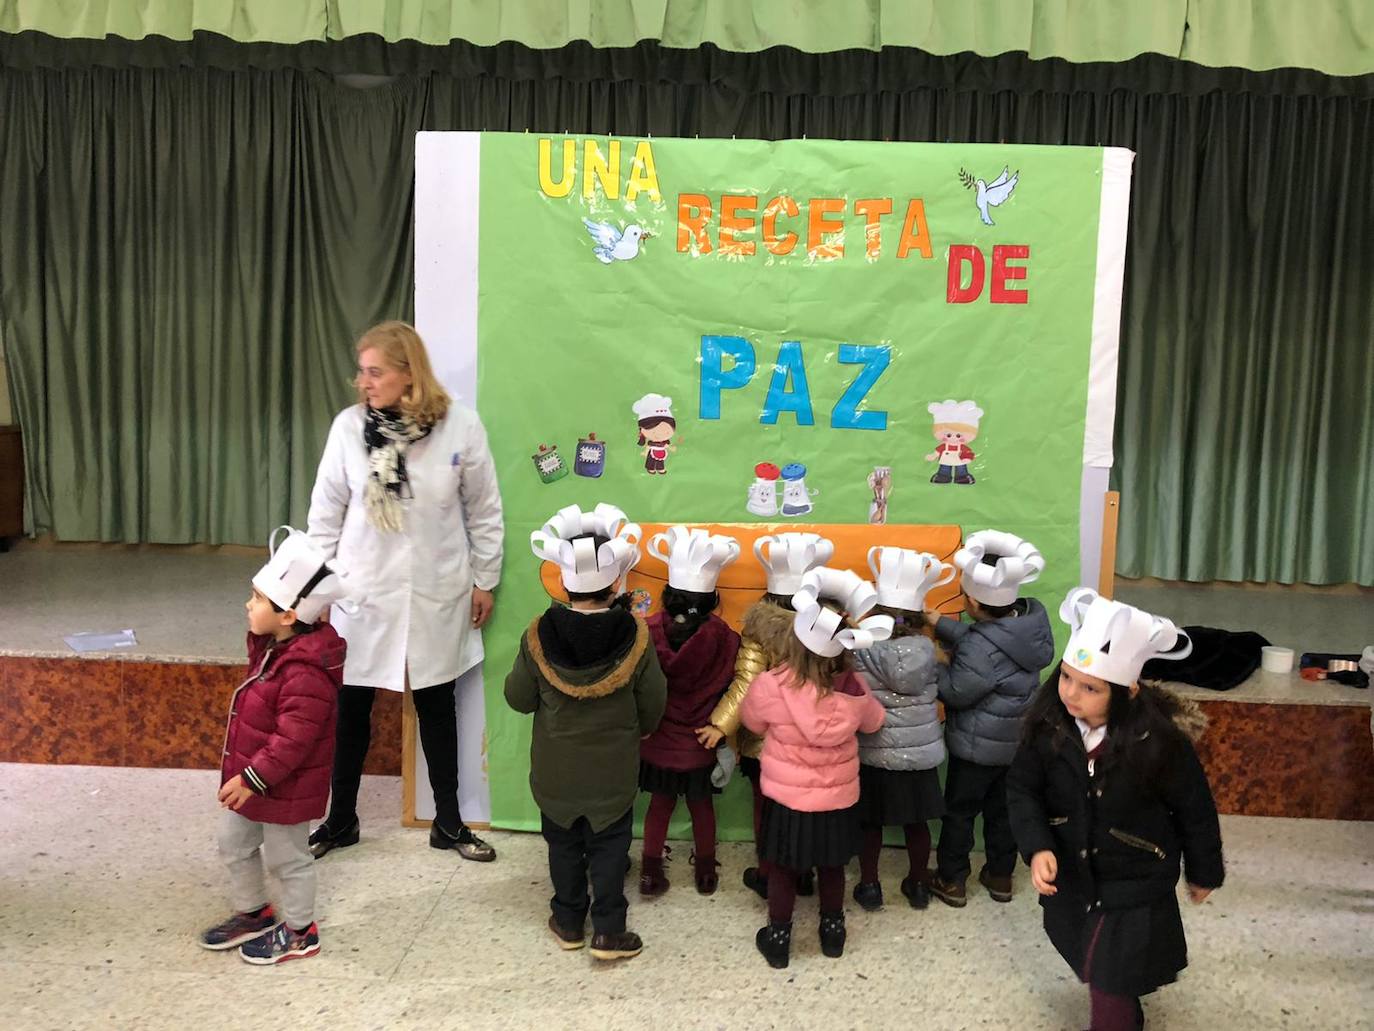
[
  {"x1": 819, "y1": 910, "x2": 847, "y2": 958},
  {"x1": 852, "y1": 881, "x2": 884, "y2": 912},
  {"x1": 899, "y1": 875, "x2": 930, "y2": 909},
  {"x1": 755, "y1": 921, "x2": 791, "y2": 969},
  {"x1": 308, "y1": 818, "x2": 359, "y2": 860},
  {"x1": 742, "y1": 866, "x2": 769, "y2": 900}
]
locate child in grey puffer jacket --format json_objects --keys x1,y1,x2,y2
[{"x1": 851, "y1": 617, "x2": 948, "y2": 912}]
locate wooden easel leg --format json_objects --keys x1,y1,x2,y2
[{"x1": 1099, "y1": 491, "x2": 1120, "y2": 599}]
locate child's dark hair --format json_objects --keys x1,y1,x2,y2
[
  {"x1": 760, "y1": 591, "x2": 794, "y2": 609},
  {"x1": 636, "y1": 416, "x2": 676, "y2": 445},
  {"x1": 267, "y1": 599, "x2": 316, "y2": 635},
  {"x1": 661, "y1": 585, "x2": 719, "y2": 649},
  {"x1": 563, "y1": 533, "x2": 633, "y2": 610},
  {"x1": 874, "y1": 604, "x2": 925, "y2": 639},
  {"x1": 1022, "y1": 662, "x2": 1193, "y2": 785}
]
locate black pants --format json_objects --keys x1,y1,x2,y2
[
  {"x1": 327, "y1": 680, "x2": 463, "y2": 834},
  {"x1": 936, "y1": 755, "x2": 1017, "y2": 881},
  {"x1": 541, "y1": 809, "x2": 633, "y2": 936}
]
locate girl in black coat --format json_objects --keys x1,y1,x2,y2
[{"x1": 1007, "y1": 591, "x2": 1224, "y2": 1031}]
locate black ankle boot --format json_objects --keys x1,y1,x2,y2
[
  {"x1": 819, "y1": 910, "x2": 846, "y2": 958},
  {"x1": 853, "y1": 881, "x2": 884, "y2": 912},
  {"x1": 308, "y1": 818, "x2": 359, "y2": 860},
  {"x1": 742, "y1": 867, "x2": 769, "y2": 900},
  {"x1": 755, "y1": 921, "x2": 791, "y2": 969}
]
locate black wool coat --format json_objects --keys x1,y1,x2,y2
[{"x1": 1006, "y1": 712, "x2": 1225, "y2": 914}]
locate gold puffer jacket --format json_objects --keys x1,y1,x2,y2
[{"x1": 707, "y1": 600, "x2": 797, "y2": 759}]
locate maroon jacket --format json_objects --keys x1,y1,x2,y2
[
  {"x1": 221, "y1": 625, "x2": 345, "y2": 825},
  {"x1": 641, "y1": 613, "x2": 741, "y2": 772}
]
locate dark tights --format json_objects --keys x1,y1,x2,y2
[
  {"x1": 1089, "y1": 988, "x2": 1143, "y2": 1030},
  {"x1": 767, "y1": 865, "x2": 844, "y2": 924},
  {"x1": 858, "y1": 823, "x2": 932, "y2": 882},
  {"x1": 641, "y1": 792, "x2": 717, "y2": 860}
]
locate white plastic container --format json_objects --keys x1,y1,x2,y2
[{"x1": 1260, "y1": 646, "x2": 1294, "y2": 674}]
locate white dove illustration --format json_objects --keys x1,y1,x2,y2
[
  {"x1": 959, "y1": 167, "x2": 1019, "y2": 226},
  {"x1": 582, "y1": 219, "x2": 652, "y2": 263}
]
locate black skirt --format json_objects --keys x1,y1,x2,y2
[
  {"x1": 857, "y1": 764, "x2": 946, "y2": 827},
  {"x1": 1043, "y1": 893, "x2": 1188, "y2": 997},
  {"x1": 638, "y1": 760, "x2": 716, "y2": 801},
  {"x1": 758, "y1": 798, "x2": 861, "y2": 870}
]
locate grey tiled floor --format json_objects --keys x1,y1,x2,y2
[{"x1": 1, "y1": 763, "x2": 1370, "y2": 1030}]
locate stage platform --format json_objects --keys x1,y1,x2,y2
[{"x1": 1, "y1": 544, "x2": 1370, "y2": 819}]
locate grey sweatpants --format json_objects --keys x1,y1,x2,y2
[{"x1": 217, "y1": 809, "x2": 316, "y2": 929}]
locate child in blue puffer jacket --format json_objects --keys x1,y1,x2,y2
[{"x1": 923, "y1": 531, "x2": 1054, "y2": 908}]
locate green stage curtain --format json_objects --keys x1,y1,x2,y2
[
  {"x1": 0, "y1": 41, "x2": 1370, "y2": 580},
  {"x1": 5, "y1": 1, "x2": 1374, "y2": 77}
]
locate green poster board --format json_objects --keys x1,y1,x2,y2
[{"x1": 415, "y1": 132, "x2": 1132, "y2": 833}]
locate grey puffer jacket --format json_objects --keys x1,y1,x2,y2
[
  {"x1": 936, "y1": 598, "x2": 1056, "y2": 767},
  {"x1": 855, "y1": 635, "x2": 947, "y2": 772}
]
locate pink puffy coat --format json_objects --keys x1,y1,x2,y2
[
  {"x1": 221, "y1": 626, "x2": 344, "y2": 825},
  {"x1": 740, "y1": 665, "x2": 886, "y2": 812}
]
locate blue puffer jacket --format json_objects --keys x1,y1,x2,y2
[
  {"x1": 935, "y1": 598, "x2": 1056, "y2": 766},
  {"x1": 855, "y1": 635, "x2": 946, "y2": 772}
]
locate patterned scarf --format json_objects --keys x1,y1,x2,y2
[{"x1": 363, "y1": 406, "x2": 431, "y2": 532}]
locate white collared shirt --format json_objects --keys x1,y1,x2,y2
[{"x1": 1076, "y1": 717, "x2": 1108, "y2": 775}]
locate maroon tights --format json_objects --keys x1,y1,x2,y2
[
  {"x1": 858, "y1": 823, "x2": 931, "y2": 883},
  {"x1": 767, "y1": 864, "x2": 843, "y2": 924},
  {"x1": 1089, "y1": 988, "x2": 1142, "y2": 1030},
  {"x1": 642, "y1": 792, "x2": 716, "y2": 860}
]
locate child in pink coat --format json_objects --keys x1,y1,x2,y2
[{"x1": 741, "y1": 568, "x2": 889, "y2": 969}]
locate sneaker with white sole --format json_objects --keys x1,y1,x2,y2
[
  {"x1": 238, "y1": 922, "x2": 321, "y2": 965},
  {"x1": 199, "y1": 906, "x2": 281, "y2": 951}
]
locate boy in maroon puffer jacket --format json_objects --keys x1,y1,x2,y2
[{"x1": 199, "y1": 528, "x2": 350, "y2": 965}]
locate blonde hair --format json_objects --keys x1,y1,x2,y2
[{"x1": 354, "y1": 321, "x2": 450, "y2": 427}]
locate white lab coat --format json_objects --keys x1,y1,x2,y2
[{"x1": 307, "y1": 403, "x2": 504, "y2": 691}]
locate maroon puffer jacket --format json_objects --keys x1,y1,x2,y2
[
  {"x1": 221, "y1": 625, "x2": 345, "y2": 825},
  {"x1": 641, "y1": 613, "x2": 741, "y2": 772}
]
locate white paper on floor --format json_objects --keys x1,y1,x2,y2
[{"x1": 63, "y1": 628, "x2": 138, "y2": 652}]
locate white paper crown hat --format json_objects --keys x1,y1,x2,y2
[
  {"x1": 253, "y1": 526, "x2": 352, "y2": 624},
  {"x1": 953, "y1": 529, "x2": 1045, "y2": 607},
  {"x1": 530, "y1": 503, "x2": 643, "y2": 593},
  {"x1": 791, "y1": 567, "x2": 895, "y2": 657},
  {"x1": 1060, "y1": 588, "x2": 1193, "y2": 686},
  {"x1": 754, "y1": 532, "x2": 835, "y2": 595},
  {"x1": 867, "y1": 546, "x2": 956, "y2": 611},
  {"x1": 648, "y1": 525, "x2": 741, "y2": 593}
]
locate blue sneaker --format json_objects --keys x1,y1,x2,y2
[
  {"x1": 199, "y1": 906, "x2": 281, "y2": 951},
  {"x1": 238, "y1": 922, "x2": 320, "y2": 965}
]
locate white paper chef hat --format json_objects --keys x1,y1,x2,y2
[
  {"x1": 953, "y1": 529, "x2": 1045, "y2": 607},
  {"x1": 530, "y1": 503, "x2": 643, "y2": 593},
  {"x1": 632, "y1": 393, "x2": 674, "y2": 421},
  {"x1": 927, "y1": 399, "x2": 984, "y2": 427},
  {"x1": 867, "y1": 546, "x2": 956, "y2": 611},
  {"x1": 1060, "y1": 588, "x2": 1193, "y2": 686},
  {"x1": 648, "y1": 525, "x2": 741, "y2": 594},
  {"x1": 754, "y1": 532, "x2": 836, "y2": 595},
  {"x1": 791, "y1": 567, "x2": 895, "y2": 657},
  {"x1": 253, "y1": 526, "x2": 352, "y2": 624}
]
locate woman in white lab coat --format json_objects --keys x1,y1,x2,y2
[{"x1": 306, "y1": 321, "x2": 504, "y2": 862}]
